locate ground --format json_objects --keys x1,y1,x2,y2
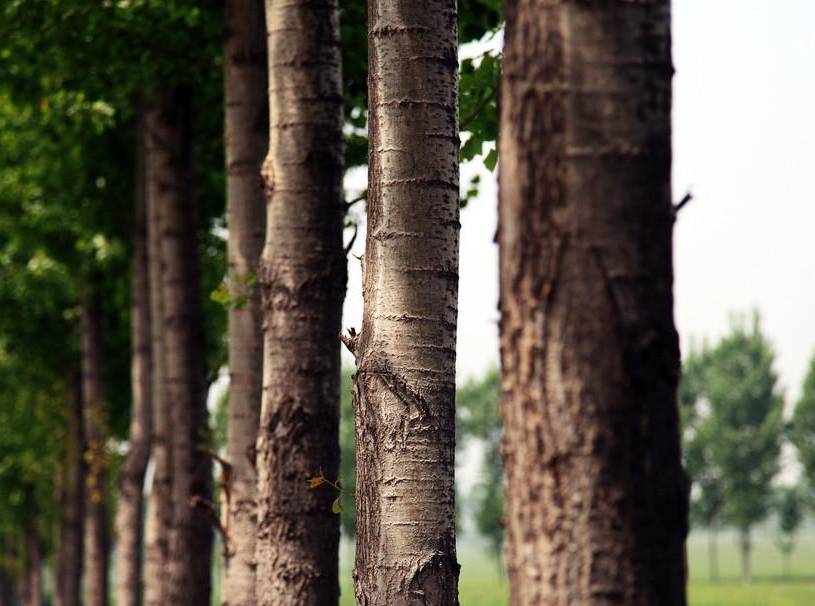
[{"x1": 336, "y1": 531, "x2": 815, "y2": 605}]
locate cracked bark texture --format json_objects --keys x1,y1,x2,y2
[
  {"x1": 255, "y1": 1, "x2": 345, "y2": 604},
  {"x1": 222, "y1": 1, "x2": 267, "y2": 604},
  {"x1": 81, "y1": 294, "x2": 110, "y2": 606},
  {"x1": 152, "y1": 89, "x2": 214, "y2": 606},
  {"x1": 115, "y1": 112, "x2": 152, "y2": 606},
  {"x1": 142, "y1": 101, "x2": 172, "y2": 606},
  {"x1": 55, "y1": 370, "x2": 83, "y2": 606},
  {"x1": 351, "y1": 1, "x2": 460, "y2": 604},
  {"x1": 498, "y1": 2, "x2": 687, "y2": 605}
]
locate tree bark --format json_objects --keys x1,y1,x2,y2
[
  {"x1": 142, "y1": 101, "x2": 172, "y2": 606},
  {"x1": 222, "y1": 2, "x2": 267, "y2": 604},
  {"x1": 740, "y1": 528, "x2": 752, "y2": 585},
  {"x1": 254, "y1": 1, "x2": 345, "y2": 604},
  {"x1": 114, "y1": 110, "x2": 152, "y2": 606},
  {"x1": 349, "y1": 1, "x2": 461, "y2": 603},
  {"x1": 81, "y1": 294, "x2": 110, "y2": 606},
  {"x1": 150, "y1": 89, "x2": 213, "y2": 606},
  {"x1": 20, "y1": 530, "x2": 41, "y2": 606},
  {"x1": 498, "y1": 2, "x2": 687, "y2": 605},
  {"x1": 55, "y1": 370, "x2": 84, "y2": 606}
]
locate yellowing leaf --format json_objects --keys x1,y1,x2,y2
[
  {"x1": 332, "y1": 497, "x2": 343, "y2": 514},
  {"x1": 308, "y1": 475, "x2": 325, "y2": 489}
]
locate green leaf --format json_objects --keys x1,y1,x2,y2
[{"x1": 484, "y1": 149, "x2": 498, "y2": 172}]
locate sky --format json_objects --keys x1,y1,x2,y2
[{"x1": 342, "y1": 0, "x2": 815, "y2": 408}]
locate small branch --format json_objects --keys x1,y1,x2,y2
[
  {"x1": 189, "y1": 496, "x2": 230, "y2": 558},
  {"x1": 198, "y1": 448, "x2": 232, "y2": 474},
  {"x1": 339, "y1": 327, "x2": 359, "y2": 357},
  {"x1": 672, "y1": 191, "x2": 693, "y2": 219},
  {"x1": 344, "y1": 192, "x2": 367, "y2": 214},
  {"x1": 344, "y1": 223, "x2": 359, "y2": 256},
  {"x1": 461, "y1": 83, "x2": 499, "y2": 131}
]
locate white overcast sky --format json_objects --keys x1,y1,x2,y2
[{"x1": 341, "y1": 0, "x2": 815, "y2": 406}]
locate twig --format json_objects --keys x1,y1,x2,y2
[
  {"x1": 461, "y1": 82, "x2": 499, "y2": 131},
  {"x1": 344, "y1": 192, "x2": 367, "y2": 213},
  {"x1": 339, "y1": 327, "x2": 359, "y2": 357},
  {"x1": 189, "y1": 496, "x2": 230, "y2": 558},
  {"x1": 673, "y1": 192, "x2": 693, "y2": 218},
  {"x1": 198, "y1": 447, "x2": 232, "y2": 473}
]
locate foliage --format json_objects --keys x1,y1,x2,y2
[
  {"x1": 791, "y1": 353, "x2": 815, "y2": 504},
  {"x1": 457, "y1": 369, "x2": 503, "y2": 557},
  {"x1": 774, "y1": 486, "x2": 803, "y2": 559},
  {"x1": 683, "y1": 315, "x2": 785, "y2": 532},
  {"x1": 681, "y1": 346, "x2": 724, "y2": 530}
]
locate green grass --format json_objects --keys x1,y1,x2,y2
[{"x1": 339, "y1": 532, "x2": 815, "y2": 605}]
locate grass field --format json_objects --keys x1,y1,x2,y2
[{"x1": 338, "y1": 531, "x2": 815, "y2": 605}]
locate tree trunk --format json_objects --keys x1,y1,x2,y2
[
  {"x1": 740, "y1": 528, "x2": 752, "y2": 584},
  {"x1": 55, "y1": 370, "x2": 84, "y2": 606},
  {"x1": 142, "y1": 101, "x2": 173, "y2": 606},
  {"x1": 349, "y1": 1, "x2": 461, "y2": 603},
  {"x1": 783, "y1": 550, "x2": 791, "y2": 579},
  {"x1": 20, "y1": 531, "x2": 41, "y2": 606},
  {"x1": 254, "y1": 1, "x2": 345, "y2": 604},
  {"x1": 221, "y1": 2, "x2": 267, "y2": 604},
  {"x1": 498, "y1": 2, "x2": 687, "y2": 605},
  {"x1": 708, "y1": 526, "x2": 719, "y2": 583},
  {"x1": 150, "y1": 89, "x2": 213, "y2": 606},
  {"x1": 114, "y1": 110, "x2": 152, "y2": 606},
  {"x1": 81, "y1": 294, "x2": 110, "y2": 606}
]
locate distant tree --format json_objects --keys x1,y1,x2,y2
[
  {"x1": 457, "y1": 370, "x2": 503, "y2": 561},
  {"x1": 339, "y1": 369, "x2": 356, "y2": 538},
  {"x1": 706, "y1": 313, "x2": 784, "y2": 584},
  {"x1": 774, "y1": 486, "x2": 803, "y2": 578},
  {"x1": 680, "y1": 347, "x2": 724, "y2": 582},
  {"x1": 792, "y1": 353, "x2": 815, "y2": 505}
]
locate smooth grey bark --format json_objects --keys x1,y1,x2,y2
[
  {"x1": 142, "y1": 101, "x2": 172, "y2": 606},
  {"x1": 221, "y1": 2, "x2": 267, "y2": 604},
  {"x1": 151, "y1": 89, "x2": 213, "y2": 606},
  {"x1": 114, "y1": 112, "x2": 152, "y2": 606},
  {"x1": 55, "y1": 370, "x2": 83, "y2": 606},
  {"x1": 81, "y1": 294, "x2": 110, "y2": 606},
  {"x1": 347, "y1": 1, "x2": 461, "y2": 604},
  {"x1": 254, "y1": 1, "x2": 345, "y2": 604},
  {"x1": 498, "y1": 2, "x2": 687, "y2": 605}
]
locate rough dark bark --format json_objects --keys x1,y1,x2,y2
[
  {"x1": 55, "y1": 370, "x2": 84, "y2": 606},
  {"x1": 150, "y1": 89, "x2": 214, "y2": 606},
  {"x1": 221, "y1": 2, "x2": 267, "y2": 604},
  {"x1": 349, "y1": 1, "x2": 461, "y2": 604},
  {"x1": 114, "y1": 111, "x2": 152, "y2": 606},
  {"x1": 81, "y1": 294, "x2": 110, "y2": 606},
  {"x1": 498, "y1": 2, "x2": 687, "y2": 605},
  {"x1": 142, "y1": 101, "x2": 172, "y2": 606},
  {"x1": 254, "y1": 1, "x2": 345, "y2": 604}
]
